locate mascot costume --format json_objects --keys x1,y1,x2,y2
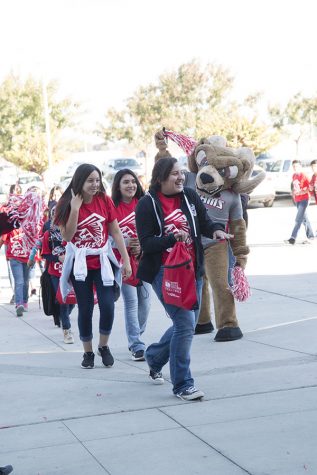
[{"x1": 155, "y1": 128, "x2": 265, "y2": 342}]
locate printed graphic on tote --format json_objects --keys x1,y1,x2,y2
[{"x1": 164, "y1": 280, "x2": 181, "y2": 295}]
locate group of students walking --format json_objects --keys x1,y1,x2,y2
[{"x1": 1, "y1": 158, "x2": 231, "y2": 402}]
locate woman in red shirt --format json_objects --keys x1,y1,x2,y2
[
  {"x1": 55, "y1": 164, "x2": 131, "y2": 369},
  {"x1": 111, "y1": 169, "x2": 151, "y2": 361}
]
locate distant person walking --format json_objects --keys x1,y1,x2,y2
[
  {"x1": 285, "y1": 160, "x2": 314, "y2": 244},
  {"x1": 54, "y1": 164, "x2": 131, "y2": 369}
]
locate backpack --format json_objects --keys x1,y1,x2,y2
[
  {"x1": 40, "y1": 269, "x2": 58, "y2": 316},
  {"x1": 162, "y1": 242, "x2": 198, "y2": 310}
]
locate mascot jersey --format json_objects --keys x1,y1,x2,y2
[{"x1": 184, "y1": 171, "x2": 243, "y2": 248}]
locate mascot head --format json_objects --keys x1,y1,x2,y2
[{"x1": 162, "y1": 129, "x2": 265, "y2": 197}]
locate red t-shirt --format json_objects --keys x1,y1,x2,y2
[
  {"x1": 41, "y1": 231, "x2": 64, "y2": 277},
  {"x1": 157, "y1": 192, "x2": 195, "y2": 267},
  {"x1": 2, "y1": 229, "x2": 29, "y2": 263},
  {"x1": 114, "y1": 197, "x2": 138, "y2": 261},
  {"x1": 292, "y1": 173, "x2": 310, "y2": 202},
  {"x1": 310, "y1": 175, "x2": 317, "y2": 204},
  {"x1": 71, "y1": 194, "x2": 117, "y2": 270}
]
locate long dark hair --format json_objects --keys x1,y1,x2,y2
[
  {"x1": 48, "y1": 185, "x2": 63, "y2": 203},
  {"x1": 111, "y1": 169, "x2": 144, "y2": 206},
  {"x1": 54, "y1": 163, "x2": 105, "y2": 227},
  {"x1": 149, "y1": 157, "x2": 178, "y2": 192}
]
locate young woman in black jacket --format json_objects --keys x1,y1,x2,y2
[{"x1": 135, "y1": 158, "x2": 231, "y2": 401}]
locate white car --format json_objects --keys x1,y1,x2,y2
[
  {"x1": 17, "y1": 172, "x2": 46, "y2": 194},
  {"x1": 248, "y1": 165, "x2": 276, "y2": 207}
]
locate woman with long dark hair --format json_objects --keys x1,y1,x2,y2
[
  {"x1": 55, "y1": 164, "x2": 131, "y2": 369},
  {"x1": 111, "y1": 169, "x2": 151, "y2": 361},
  {"x1": 135, "y1": 158, "x2": 231, "y2": 400}
]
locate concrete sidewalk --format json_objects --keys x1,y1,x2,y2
[{"x1": 1, "y1": 206, "x2": 317, "y2": 475}]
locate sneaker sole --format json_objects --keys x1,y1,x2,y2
[
  {"x1": 80, "y1": 364, "x2": 94, "y2": 369},
  {"x1": 131, "y1": 355, "x2": 145, "y2": 361},
  {"x1": 148, "y1": 375, "x2": 164, "y2": 385},
  {"x1": 176, "y1": 391, "x2": 205, "y2": 401},
  {"x1": 64, "y1": 340, "x2": 74, "y2": 344}
]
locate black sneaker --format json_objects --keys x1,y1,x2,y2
[
  {"x1": 98, "y1": 346, "x2": 114, "y2": 367},
  {"x1": 176, "y1": 386, "x2": 205, "y2": 401},
  {"x1": 285, "y1": 238, "x2": 295, "y2": 245},
  {"x1": 0, "y1": 465, "x2": 13, "y2": 475},
  {"x1": 131, "y1": 350, "x2": 145, "y2": 361},
  {"x1": 149, "y1": 370, "x2": 164, "y2": 385},
  {"x1": 81, "y1": 352, "x2": 95, "y2": 369}
]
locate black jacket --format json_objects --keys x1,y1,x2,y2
[{"x1": 135, "y1": 187, "x2": 224, "y2": 283}]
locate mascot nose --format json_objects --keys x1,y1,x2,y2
[{"x1": 200, "y1": 173, "x2": 214, "y2": 185}]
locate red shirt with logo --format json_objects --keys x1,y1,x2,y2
[
  {"x1": 292, "y1": 173, "x2": 310, "y2": 202},
  {"x1": 114, "y1": 197, "x2": 138, "y2": 261},
  {"x1": 310, "y1": 174, "x2": 317, "y2": 204},
  {"x1": 157, "y1": 192, "x2": 195, "y2": 268},
  {"x1": 71, "y1": 193, "x2": 117, "y2": 270},
  {"x1": 2, "y1": 229, "x2": 29, "y2": 263}
]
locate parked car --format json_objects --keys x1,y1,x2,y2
[
  {"x1": 248, "y1": 165, "x2": 276, "y2": 208},
  {"x1": 103, "y1": 158, "x2": 144, "y2": 184},
  {"x1": 17, "y1": 172, "x2": 46, "y2": 194},
  {"x1": 257, "y1": 158, "x2": 313, "y2": 194}
]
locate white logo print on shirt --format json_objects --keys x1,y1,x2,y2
[
  {"x1": 164, "y1": 209, "x2": 193, "y2": 248},
  {"x1": 75, "y1": 213, "x2": 106, "y2": 248},
  {"x1": 119, "y1": 212, "x2": 136, "y2": 238}
]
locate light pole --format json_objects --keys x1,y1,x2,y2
[{"x1": 42, "y1": 78, "x2": 52, "y2": 169}]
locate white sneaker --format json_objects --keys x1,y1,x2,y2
[{"x1": 63, "y1": 329, "x2": 74, "y2": 344}]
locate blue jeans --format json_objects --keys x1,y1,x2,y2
[
  {"x1": 50, "y1": 275, "x2": 74, "y2": 330},
  {"x1": 145, "y1": 267, "x2": 203, "y2": 394},
  {"x1": 9, "y1": 259, "x2": 30, "y2": 306},
  {"x1": 71, "y1": 268, "x2": 115, "y2": 342},
  {"x1": 121, "y1": 281, "x2": 151, "y2": 352},
  {"x1": 291, "y1": 199, "x2": 314, "y2": 239}
]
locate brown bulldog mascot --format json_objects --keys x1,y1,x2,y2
[{"x1": 156, "y1": 129, "x2": 265, "y2": 341}]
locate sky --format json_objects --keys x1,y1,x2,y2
[{"x1": 0, "y1": 0, "x2": 316, "y2": 128}]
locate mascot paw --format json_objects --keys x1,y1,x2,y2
[
  {"x1": 195, "y1": 321, "x2": 214, "y2": 335},
  {"x1": 214, "y1": 327, "x2": 243, "y2": 342}
]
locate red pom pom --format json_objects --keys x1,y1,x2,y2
[{"x1": 231, "y1": 266, "x2": 251, "y2": 302}]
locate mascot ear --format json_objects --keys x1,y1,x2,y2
[{"x1": 233, "y1": 147, "x2": 266, "y2": 194}]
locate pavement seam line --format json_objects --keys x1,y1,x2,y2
[
  {"x1": 157, "y1": 408, "x2": 254, "y2": 475},
  {"x1": 250, "y1": 287, "x2": 317, "y2": 305},
  {"x1": 244, "y1": 337, "x2": 317, "y2": 357},
  {"x1": 2, "y1": 383, "x2": 317, "y2": 431},
  {"x1": 61, "y1": 421, "x2": 112, "y2": 475}
]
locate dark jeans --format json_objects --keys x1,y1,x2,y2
[
  {"x1": 50, "y1": 275, "x2": 74, "y2": 330},
  {"x1": 71, "y1": 268, "x2": 115, "y2": 342},
  {"x1": 291, "y1": 199, "x2": 314, "y2": 239}
]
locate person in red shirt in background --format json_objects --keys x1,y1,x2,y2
[
  {"x1": 286, "y1": 160, "x2": 315, "y2": 245},
  {"x1": 0, "y1": 228, "x2": 32, "y2": 316},
  {"x1": 41, "y1": 205, "x2": 75, "y2": 344},
  {"x1": 111, "y1": 169, "x2": 151, "y2": 361}
]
